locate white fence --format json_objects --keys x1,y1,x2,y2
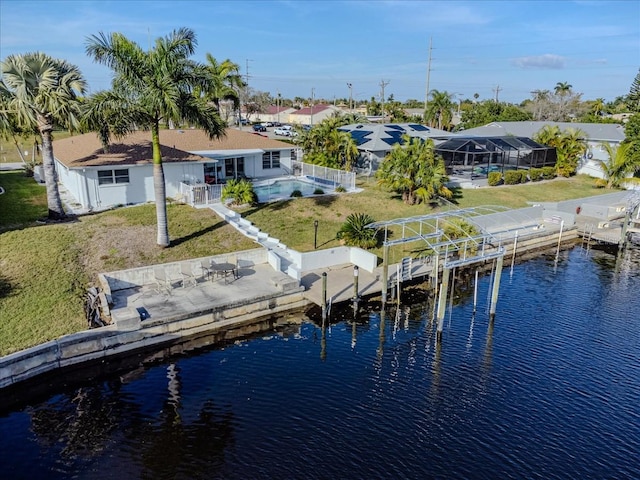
[
  {"x1": 290, "y1": 161, "x2": 356, "y2": 191},
  {"x1": 180, "y1": 183, "x2": 222, "y2": 206}
]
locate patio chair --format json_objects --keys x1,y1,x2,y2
[
  {"x1": 200, "y1": 259, "x2": 213, "y2": 281},
  {"x1": 236, "y1": 259, "x2": 255, "y2": 278},
  {"x1": 154, "y1": 266, "x2": 173, "y2": 295},
  {"x1": 180, "y1": 262, "x2": 197, "y2": 288}
]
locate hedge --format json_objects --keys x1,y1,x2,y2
[{"x1": 488, "y1": 171, "x2": 502, "y2": 186}]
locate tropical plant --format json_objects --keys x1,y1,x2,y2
[
  {"x1": 628, "y1": 68, "x2": 640, "y2": 113},
  {"x1": 84, "y1": 28, "x2": 226, "y2": 247},
  {"x1": 336, "y1": 213, "x2": 379, "y2": 248},
  {"x1": 441, "y1": 217, "x2": 480, "y2": 256},
  {"x1": 425, "y1": 89, "x2": 454, "y2": 130},
  {"x1": 221, "y1": 179, "x2": 257, "y2": 205},
  {"x1": 0, "y1": 52, "x2": 86, "y2": 220},
  {"x1": 376, "y1": 134, "x2": 452, "y2": 205},
  {"x1": 298, "y1": 115, "x2": 358, "y2": 170},
  {"x1": 290, "y1": 189, "x2": 302, "y2": 198},
  {"x1": 533, "y1": 125, "x2": 587, "y2": 177},
  {"x1": 202, "y1": 54, "x2": 244, "y2": 120},
  {"x1": 593, "y1": 142, "x2": 640, "y2": 189}
]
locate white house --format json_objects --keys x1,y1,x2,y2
[
  {"x1": 288, "y1": 104, "x2": 342, "y2": 126},
  {"x1": 53, "y1": 128, "x2": 296, "y2": 212}
]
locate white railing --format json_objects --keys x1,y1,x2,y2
[
  {"x1": 180, "y1": 183, "x2": 223, "y2": 206},
  {"x1": 290, "y1": 160, "x2": 356, "y2": 191}
]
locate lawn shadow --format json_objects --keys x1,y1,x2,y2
[
  {"x1": 312, "y1": 195, "x2": 337, "y2": 207},
  {"x1": 170, "y1": 221, "x2": 227, "y2": 247}
]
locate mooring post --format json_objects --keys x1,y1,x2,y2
[
  {"x1": 436, "y1": 267, "x2": 451, "y2": 338},
  {"x1": 510, "y1": 231, "x2": 518, "y2": 276},
  {"x1": 432, "y1": 252, "x2": 439, "y2": 289},
  {"x1": 619, "y1": 209, "x2": 631, "y2": 250},
  {"x1": 353, "y1": 265, "x2": 359, "y2": 300},
  {"x1": 321, "y1": 272, "x2": 328, "y2": 321},
  {"x1": 473, "y1": 269, "x2": 479, "y2": 314},
  {"x1": 396, "y1": 264, "x2": 401, "y2": 305},
  {"x1": 489, "y1": 255, "x2": 505, "y2": 319},
  {"x1": 555, "y1": 220, "x2": 565, "y2": 262},
  {"x1": 381, "y1": 244, "x2": 389, "y2": 305}
]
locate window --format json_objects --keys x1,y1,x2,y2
[
  {"x1": 98, "y1": 169, "x2": 129, "y2": 185},
  {"x1": 262, "y1": 151, "x2": 281, "y2": 169}
]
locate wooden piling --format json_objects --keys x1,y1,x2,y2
[
  {"x1": 381, "y1": 244, "x2": 389, "y2": 305},
  {"x1": 436, "y1": 267, "x2": 451, "y2": 337},
  {"x1": 321, "y1": 272, "x2": 328, "y2": 321},
  {"x1": 473, "y1": 269, "x2": 479, "y2": 314},
  {"x1": 489, "y1": 255, "x2": 504, "y2": 319}
]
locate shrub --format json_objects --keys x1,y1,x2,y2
[
  {"x1": 530, "y1": 168, "x2": 543, "y2": 182},
  {"x1": 290, "y1": 189, "x2": 303, "y2": 198},
  {"x1": 519, "y1": 170, "x2": 529, "y2": 183},
  {"x1": 335, "y1": 185, "x2": 346, "y2": 193},
  {"x1": 504, "y1": 170, "x2": 522, "y2": 185},
  {"x1": 313, "y1": 188, "x2": 324, "y2": 195},
  {"x1": 541, "y1": 166, "x2": 556, "y2": 180},
  {"x1": 221, "y1": 179, "x2": 257, "y2": 206},
  {"x1": 336, "y1": 213, "x2": 379, "y2": 248},
  {"x1": 488, "y1": 171, "x2": 502, "y2": 186}
]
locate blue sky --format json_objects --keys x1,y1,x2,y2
[{"x1": 1, "y1": 0, "x2": 638, "y2": 104}]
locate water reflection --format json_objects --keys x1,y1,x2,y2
[{"x1": 1, "y1": 247, "x2": 639, "y2": 479}]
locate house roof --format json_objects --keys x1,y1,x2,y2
[
  {"x1": 338, "y1": 123, "x2": 452, "y2": 152},
  {"x1": 459, "y1": 121, "x2": 626, "y2": 142},
  {"x1": 290, "y1": 104, "x2": 336, "y2": 116},
  {"x1": 53, "y1": 128, "x2": 293, "y2": 168}
]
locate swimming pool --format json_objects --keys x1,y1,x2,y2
[{"x1": 253, "y1": 178, "x2": 332, "y2": 202}]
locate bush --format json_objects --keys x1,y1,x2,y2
[
  {"x1": 336, "y1": 213, "x2": 379, "y2": 248},
  {"x1": 541, "y1": 166, "x2": 556, "y2": 180},
  {"x1": 313, "y1": 188, "x2": 324, "y2": 195},
  {"x1": 519, "y1": 170, "x2": 529, "y2": 183},
  {"x1": 488, "y1": 171, "x2": 503, "y2": 186},
  {"x1": 530, "y1": 168, "x2": 543, "y2": 182},
  {"x1": 290, "y1": 189, "x2": 303, "y2": 198},
  {"x1": 504, "y1": 170, "x2": 522, "y2": 185},
  {"x1": 335, "y1": 185, "x2": 346, "y2": 193},
  {"x1": 221, "y1": 179, "x2": 257, "y2": 206}
]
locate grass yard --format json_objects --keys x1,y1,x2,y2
[{"x1": 0, "y1": 170, "x2": 613, "y2": 355}]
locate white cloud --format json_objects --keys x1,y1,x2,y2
[{"x1": 512, "y1": 54, "x2": 566, "y2": 69}]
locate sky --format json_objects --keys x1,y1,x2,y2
[{"x1": 1, "y1": 0, "x2": 639, "y2": 105}]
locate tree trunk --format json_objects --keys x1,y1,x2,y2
[
  {"x1": 38, "y1": 115, "x2": 66, "y2": 220},
  {"x1": 152, "y1": 123, "x2": 170, "y2": 247}
]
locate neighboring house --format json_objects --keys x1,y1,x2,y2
[
  {"x1": 460, "y1": 121, "x2": 626, "y2": 179},
  {"x1": 289, "y1": 104, "x2": 342, "y2": 126},
  {"x1": 53, "y1": 128, "x2": 295, "y2": 212},
  {"x1": 255, "y1": 105, "x2": 297, "y2": 125},
  {"x1": 337, "y1": 123, "x2": 452, "y2": 173}
]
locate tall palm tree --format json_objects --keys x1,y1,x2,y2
[
  {"x1": 202, "y1": 54, "x2": 244, "y2": 117},
  {"x1": 554, "y1": 81, "x2": 573, "y2": 120},
  {"x1": 0, "y1": 52, "x2": 86, "y2": 219},
  {"x1": 554, "y1": 81, "x2": 572, "y2": 96},
  {"x1": 85, "y1": 28, "x2": 225, "y2": 247},
  {"x1": 594, "y1": 142, "x2": 640, "y2": 189},
  {"x1": 425, "y1": 90, "x2": 454, "y2": 130}
]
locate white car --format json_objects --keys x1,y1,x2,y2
[{"x1": 274, "y1": 126, "x2": 292, "y2": 136}]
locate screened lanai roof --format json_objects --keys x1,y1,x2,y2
[{"x1": 435, "y1": 136, "x2": 550, "y2": 154}]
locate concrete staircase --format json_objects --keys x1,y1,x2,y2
[{"x1": 207, "y1": 203, "x2": 300, "y2": 279}]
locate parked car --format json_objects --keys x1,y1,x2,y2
[
  {"x1": 274, "y1": 126, "x2": 292, "y2": 136},
  {"x1": 253, "y1": 124, "x2": 267, "y2": 132},
  {"x1": 261, "y1": 122, "x2": 273, "y2": 127}
]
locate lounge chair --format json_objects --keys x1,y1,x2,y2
[
  {"x1": 154, "y1": 266, "x2": 173, "y2": 294},
  {"x1": 180, "y1": 262, "x2": 197, "y2": 288}
]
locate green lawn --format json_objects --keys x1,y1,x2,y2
[{"x1": 0, "y1": 171, "x2": 612, "y2": 356}]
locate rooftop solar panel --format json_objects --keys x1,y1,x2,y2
[{"x1": 409, "y1": 124, "x2": 429, "y2": 131}]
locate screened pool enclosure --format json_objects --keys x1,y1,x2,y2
[{"x1": 435, "y1": 136, "x2": 556, "y2": 179}]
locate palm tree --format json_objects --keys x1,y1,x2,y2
[
  {"x1": 534, "y1": 125, "x2": 587, "y2": 177},
  {"x1": 0, "y1": 52, "x2": 86, "y2": 220},
  {"x1": 594, "y1": 142, "x2": 640, "y2": 189},
  {"x1": 336, "y1": 213, "x2": 379, "y2": 248},
  {"x1": 376, "y1": 134, "x2": 451, "y2": 205},
  {"x1": 424, "y1": 90, "x2": 454, "y2": 130},
  {"x1": 85, "y1": 28, "x2": 225, "y2": 247},
  {"x1": 554, "y1": 81, "x2": 573, "y2": 120},
  {"x1": 202, "y1": 54, "x2": 244, "y2": 118}
]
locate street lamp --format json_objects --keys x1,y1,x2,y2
[
  {"x1": 314, "y1": 220, "x2": 319, "y2": 249},
  {"x1": 347, "y1": 82, "x2": 353, "y2": 112}
]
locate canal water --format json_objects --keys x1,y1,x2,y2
[{"x1": 1, "y1": 247, "x2": 639, "y2": 479}]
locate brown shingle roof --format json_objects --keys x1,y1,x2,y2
[{"x1": 53, "y1": 128, "x2": 293, "y2": 168}]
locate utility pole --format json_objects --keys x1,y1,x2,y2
[
  {"x1": 239, "y1": 59, "x2": 253, "y2": 129},
  {"x1": 310, "y1": 87, "x2": 315, "y2": 127},
  {"x1": 493, "y1": 85, "x2": 502, "y2": 102},
  {"x1": 380, "y1": 79, "x2": 390, "y2": 122},
  {"x1": 277, "y1": 90, "x2": 281, "y2": 125},
  {"x1": 347, "y1": 82, "x2": 353, "y2": 112},
  {"x1": 424, "y1": 37, "x2": 433, "y2": 117}
]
